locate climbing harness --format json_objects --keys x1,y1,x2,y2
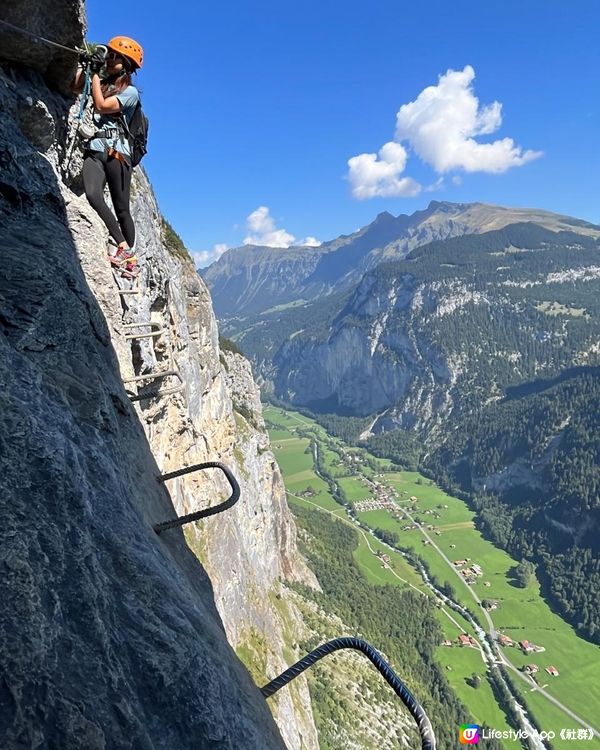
[
  {"x1": 261, "y1": 637, "x2": 436, "y2": 750},
  {"x1": 153, "y1": 462, "x2": 241, "y2": 534}
]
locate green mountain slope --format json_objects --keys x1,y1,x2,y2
[
  {"x1": 233, "y1": 221, "x2": 600, "y2": 643},
  {"x1": 203, "y1": 201, "x2": 600, "y2": 318}
]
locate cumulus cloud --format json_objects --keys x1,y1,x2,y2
[
  {"x1": 300, "y1": 236, "x2": 322, "y2": 247},
  {"x1": 242, "y1": 206, "x2": 321, "y2": 248},
  {"x1": 395, "y1": 65, "x2": 542, "y2": 174},
  {"x1": 192, "y1": 243, "x2": 228, "y2": 268},
  {"x1": 244, "y1": 206, "x2": 295, "y2": 247},
  {"x1": 348, "y1": 141, "x2": 422, "y2": 199},
  {"x1": 347, "y1": 65, "x2": 542, "y2": 199}
]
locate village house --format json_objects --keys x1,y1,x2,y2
[
  {"x1": 545, "y1": 666, "x2": 559, "y2": 677},
  {"x1": 497, "y1": 634, "x2": 513, "y2": 647},
  {"x1": 482, "y1": 600, "x2": 499, "y2": 611},
  {"x1": 454, "y1": 560, "x2": 468, "y2": 567},
  {"x1": 523, "y1": 664, "x2": 539, "y2": 675},
  {"x1": 458, "y1": 634, "x2": 476, "y2": 647},
  {"x1": 519, "y1": 640, "x2": 545, "y2": 654},
  {"x1": 442, "y1": 640, "x2": 453, "y2": 647}
]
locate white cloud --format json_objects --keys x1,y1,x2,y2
[
  {"x1": 347, "y1": 141, "x2": 422, "y2": 199},
  {"x1": 244, "y1": 206, "x2": 296, "y2": 247},
  {"x1": 347, "y1": 65, "x2": 542, "y2": 199},
  {"x1": 192, "y1": 243, "x2": 228, "y2": 268},
  {"x1": 452, "y1": 175, "x2": 463, "y2": 186},
  {"x1": 300, "y1": 236, "x2": 322, "y2": 247},
  {"x1": 395, "y1": 65, "x2": 542, "y2": 174}
]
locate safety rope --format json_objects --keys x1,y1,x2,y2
[
  {"x1": 260, "y1": 637, "x2": 436, "y2": 750},
  {"x1": 154, "y1": 461, "x2": 241, "y2": 534},
  {"x1": 0, "y1": 18, "x2": 82, "y2": 56}
]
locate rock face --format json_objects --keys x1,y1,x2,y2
[
  {"x1": 0, "y1": 5, "x2": 317, "y2": 749},
  {"x1": 269, "y1": 223, "x2": 600, "y2": 433}
]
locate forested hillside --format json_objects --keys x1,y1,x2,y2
[
  {"x1": 236, "y1": 221, "x2": 600, "y2": 644},
  {"x1": 205, "y1": 201, "x2": 600, "y2": 319},
  {"x1": 291, "y1": 505, "x2": 503, "y2": 750},
  {"x1": 429, "y1": 370, "x2": 600, "y2": 642}
]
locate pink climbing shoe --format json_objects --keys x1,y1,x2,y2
[
  {"x1": 121, "y1": 260, "x2": 141, "y2": 279},
  {"x1": 109, "y1": 246, "x2": 137, "y2": 268}
]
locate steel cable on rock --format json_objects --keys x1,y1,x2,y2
[
  {"x1": 260, "y1": 637, "x2": 436, "y2": 750},
  {"x1": 0, "y1": 18, "x2": 82, "y2": 56}
]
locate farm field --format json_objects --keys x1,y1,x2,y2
[{"x1": 264, "y1": 405, "x2": 600, "y2": 749}]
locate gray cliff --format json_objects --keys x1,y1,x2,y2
[{"x1": 0, "y1": 3, "x2": 317, "y2": 748}]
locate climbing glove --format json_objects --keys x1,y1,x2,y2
[{"x1": 89, "y1": 48, "x2": 106, "y2": 74}]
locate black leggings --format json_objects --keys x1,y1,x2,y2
[{"x1": 82, "y1": 151, "x2": 135, "y2": 248}]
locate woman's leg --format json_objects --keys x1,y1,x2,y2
[
  {"x1": 82, "y1": 153, "x2": 126, "y2": 246},
  {"x1": 105, "y1": 158, "x2": 135, "y2": 249}
]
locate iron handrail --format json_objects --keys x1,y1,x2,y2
[{"x1": 260, "y1": 637, "x2": 436, "y2": 750}]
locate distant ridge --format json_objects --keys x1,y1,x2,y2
[{"x1": 202, "y1": 201, "x2": 600, "y2": 318}]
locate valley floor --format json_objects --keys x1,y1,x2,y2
[{"x1": 264, "y1": 405, "x2": 600, "y2": 750}]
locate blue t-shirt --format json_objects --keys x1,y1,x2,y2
[{"x1": 88, "y1": 84, "x2": 139, "y2": 160}]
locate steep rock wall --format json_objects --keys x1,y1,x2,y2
[{"x1": 0, "y1": 6, "x2": 317, "y2": 749}]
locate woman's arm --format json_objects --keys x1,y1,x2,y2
[
  {"x1": 71, "y1": 66, "x2": 86, "y2": 93},
  {"x1": 91, "y1": 74, "x2": 122, "y2": 115}
]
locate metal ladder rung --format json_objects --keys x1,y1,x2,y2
[
  {"x1": 129, "y1": 383, "x2": 185, "y2": 402},
  {"x1": 123, "y1": 369, "x2": 181, "y2": 385},
  {"x1": 122, "y1": 322, "x2": 166, "y2": 340},
  {"x1": 124, "y1": 369, "x2": 184, "y2": 402},
  {"x1": 116, "y1": 288, "x2": 140, "y2": 295},
  {"x1": 153, "y1": 462, "x2": 241, "y2": 533}
]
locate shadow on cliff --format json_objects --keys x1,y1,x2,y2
[{"x1": 0, "y1": 54, "x2": 284, "y2": 750}]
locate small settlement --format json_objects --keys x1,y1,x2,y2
[{"x1": 495, "y1": 633, "x2": 558, "y2": 678}]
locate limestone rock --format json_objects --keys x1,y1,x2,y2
[{"x1": 0, "y1": 3, "x2": 318, "y2": 747}]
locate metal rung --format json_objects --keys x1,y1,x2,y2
[
  {"x1": 122, "y1": 322, "x2": 166, "y2": 340},
  {"x1": 124, "y1": 369, "x2": 184, "y2": 402},
  {"x1": 123, "y1": 369, "x2": 180, "y2": 385},
  {"x1": 116, "y1": 288, "x2": 140, "y2": 295},
  {"x1": 153, "y1": 462, "x2": 241, "y2": 534},
  {"x1": 129, "y1": 383, "x2": 185, "y2": 402}
]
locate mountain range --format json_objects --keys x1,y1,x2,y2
[
  {"x1": 202, "y1": 202, "x2": 600, "y2": 643},
  {"x1": 203, "y1": 200, "x2": 600, "y2": 318}
]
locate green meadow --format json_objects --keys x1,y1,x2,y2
[{"x1": 264, "y1": 405, "x2": 600, "y2": 749}]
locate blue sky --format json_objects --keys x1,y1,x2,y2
[{"x1": 86, "y1": 0, "x2": 600, "y2": 264}]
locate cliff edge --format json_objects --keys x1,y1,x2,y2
[{"x1": 0, "y1": 2, "x2": 317, "y2": 748}]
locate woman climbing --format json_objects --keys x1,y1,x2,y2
[{"x1": 73, "y1": 36, "x2": 143, "y2": 278}]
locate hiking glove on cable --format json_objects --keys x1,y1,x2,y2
[{"x1": 89, "y1": 48, "x2": 106, "y2": 74}]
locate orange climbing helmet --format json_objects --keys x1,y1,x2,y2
[{"x1": 107, "y1": 36, "x2": 144, "y2": 69}]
